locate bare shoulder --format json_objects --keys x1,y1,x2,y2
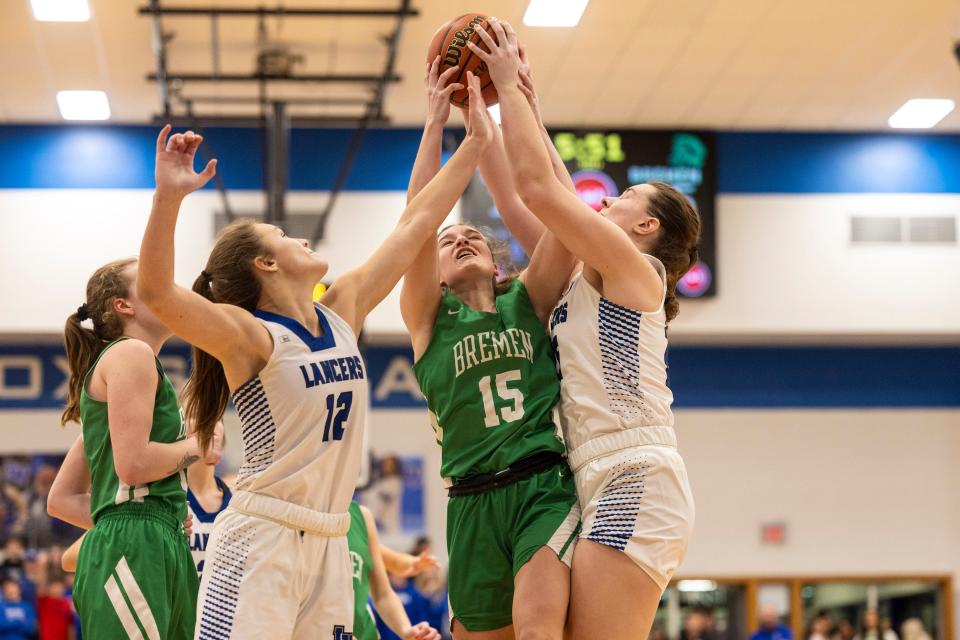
[
  {"x1": 99, "y1": 339, "x2": 157, "y2": 368},
  {"x1": 215, "y1": 302, "x2": 274, "y2": 359}
]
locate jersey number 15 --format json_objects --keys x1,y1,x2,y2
[{"x1": 478, "y1": 370, "x2": 526, "y2": 428}]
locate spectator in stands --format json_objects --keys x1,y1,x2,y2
[
  {"x1": 899, "y1": 618, "x2": 931, "y2": 640},
  {"x1": 34, "y1": 551, "x2": 73, "y2": 640},
  {"x1": 0, "y1": 577, "x2": 36, "y2": 640},
  {"x1": 413, "y1": 565, "x2": 448, "y2": 638},
  {"x1": 24, "y1": 465, "x2": 58, "y2": 549},
  {"x1": 0, "y1": 538, "x2": 25, "y2": 583},
  {"x1": 682, "y1": 606, "x2": 721, "y2": 640},
  {"x1": 0, "y1": 483, "x2": 28, "y2": 540},
  {"x1": 835, "y1": 618, "x2": 856, "y2": 640},
  {"x1": 856, "y1": 608, "x2": 898, "y2": 640},
  {"x1": 809, "y1": 611, "x2": 833, "y2": 640},
  {"x1": 751, "y1": 604, "x2": 793, "y2": 640}
]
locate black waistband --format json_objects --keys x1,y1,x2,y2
[{"x1": 447, "y1": 451, "x2": 566, "y2": 498}]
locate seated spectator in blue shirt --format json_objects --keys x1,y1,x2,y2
[
  {"x1": 751, "y1": 604, "x2": 793, "y2": 640},
  {"x1": 0, "y1": 578, "x2": 37, "y2": 640}
]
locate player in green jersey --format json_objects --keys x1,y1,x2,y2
[
  {"x1": 60, "y1": 258, "x2": 222, "y2": 639},
  {"x1": 347, "y1": 501, "x2": 441, "y2": 640},
  {"x1": 400, "y1": 63, "x2": 582, "y2": 638}
]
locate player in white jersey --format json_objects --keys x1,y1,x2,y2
[
  {"x1": 138, "y1": 95, "x2": 493, "y2": 640},
  {"x1": 472, "y1": 20, "x2": 702, "y2": 639},
  {"x1": 185, "y1": 425, "x2": 232, "y2": 577}
]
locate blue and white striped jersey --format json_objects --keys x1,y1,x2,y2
[
  {"x1": 549, "y1": 256, "x2": 674, "y2": 455},
  {"x1": 186, "y1": 476, "x2": 232, "y2": 576},
  {"x1": 231, "y1": 303, "x2": 368, "y2": 515}
]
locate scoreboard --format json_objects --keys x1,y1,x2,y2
[{"x1": 461, "y1": 129, "x2": 717, "y2": 298}]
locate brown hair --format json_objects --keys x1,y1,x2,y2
[
  {"x1": 61, "y1": 258, "x2": 138, "y2": 425},
  {"x1": 644, "y1": 181, "x2": 702, "y2": 323},
  {"x1": 183, "y1": 220, "x2": 270, "y2": 453},
  {"x1": 438, "y1": 224, "x2": 518, "y2": 296}
]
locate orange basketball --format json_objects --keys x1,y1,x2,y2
[{"x1": 426, "y1": 13, "x2": 500, "y2": 108}]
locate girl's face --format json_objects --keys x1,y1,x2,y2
[
  {"x1": 255, "y1": 224, "x2": 329, "y2": 282},
  {"x1": 437, "y1": 225, "x2": 497, "y2": 289},
  {"x1": 599, "y1": 183, "x2": 660, "y2": 240}
]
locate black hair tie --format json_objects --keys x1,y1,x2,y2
[
  {"x1": 76, "y1": 303, "x2": 89, "y2": 321},
  {"x1": 200, "y1": 270, "x2": 212, "y2": 280}
]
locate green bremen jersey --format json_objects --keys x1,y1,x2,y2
[
  {"x1": 80, "y1": 338, "x2": 189, "y2": 522},
  {"x1": 413, "y1": 279, "x2": 565, "y2": 481},
  {"x1": 348, "y1": 501, "x2": 377, "y2": 640}
]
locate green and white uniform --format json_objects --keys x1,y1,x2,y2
[
  {"x1": 74, "y1": 338, "x2": 198, "y2": 640},
  {"x1": 347, "y1": 501, "x2": 377, "y2": 640},
  {"x1": 413, "y1": 279, "x2": 580, "y2": 632}
]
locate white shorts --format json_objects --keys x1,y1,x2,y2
[
  {"x1": 195, "y1": 492, "x2": 354, "y2": 640},
  {"x1": 570, "y1": 427, "x2": 694, "y2": 591}
]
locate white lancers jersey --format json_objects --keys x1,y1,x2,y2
[
  {"x1": 231, "y1": 303, "x2": 368, "y2": 515},
  {"x1": 186, "y1": 477, "x2": 232, "y2": 576},
  {"x1": 549, "y1": 256, "x2": 674, "y2": 456}
]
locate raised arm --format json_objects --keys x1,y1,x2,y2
[
  {"x1": 138, "y1": 127, "x2": 272, "y2": 375},
  {"x1": 362, "y1": 506, "x2": 441, "y2": 640},
  {"x1": 323, "y1": 72, "x2": 493, "y2": 337},
  {"x1": 477, "y1": 122, "x2": 544, "y2": 257},
  {"x1": 516, "y1": 47, "x2": 576, "y2": 195},
  {"x1": 46, "y1": 436, "x2": 91, "y2": 530},
  {"x1": 398, "y1": 60, "x2": 460, "y2": 356},
  {"x1": 473, "y1": 56, "x2": 576, "y2": 259},
  {"x1": 470, "y1": 21, "x2": 661, "y2": 310}
]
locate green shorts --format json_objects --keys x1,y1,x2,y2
[
  {"x1": 74, "y1": 500, "x2": 198, "y2": 640},
  {"x1": 446, "y1": 460, "x2": 581, "y2": 632}
]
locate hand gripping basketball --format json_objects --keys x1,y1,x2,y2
[
  {"x1": 424, "y1": 57, "x2": 463, "y2": 125},
  {"x1": 467, "y1": 18, "x2": 522, "y2": 89}
]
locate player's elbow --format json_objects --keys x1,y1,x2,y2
[
  {"x1": 114, "y1": 457, "x2": 147, "y2": 487},
  {"x1": 46, "y1": 491, "x2": 65, "y2": 520}
]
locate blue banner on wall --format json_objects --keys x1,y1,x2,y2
[
  {"x1": 3, "y1": 125, "x2": 960, "y2": 194},
  {"x1": 1, "y1": 342, "x2": 958, "y2": 410}
]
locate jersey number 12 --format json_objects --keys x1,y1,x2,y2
[
  {"x1": 323, "y1": 391, "x2": 353, "y2": 442},
  {"x1": 478, "y1": 370, "x2": 525, "y2": 428}
]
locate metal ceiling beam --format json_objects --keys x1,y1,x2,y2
[
  {"x1": 370, "y1": 0, "x2": 410, "y2": 121},
  {"x1": 138, "y1": 5, "x2": 419, "y2": 17},
  {"x1": 150, "y1": 115, "x2": 390, "y2": 128},
  {"x1": 177, "y1": 95, "x2": 375, "y2": 106},
  {"x1": 309, "y1": 0, "x2": 412, "y2": 244},
  {"x1": 147, "y1": 0, "x2": 171, "y2": 118},
  {"x1": 148, "y1": 72, "x2": 401, "y2": 83}
]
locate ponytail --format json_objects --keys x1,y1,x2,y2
[
  {"x1": 183, "y1": 272, "x2": 231, "y2": 455},
  {"x1": 61, "y1": 311, "x2": 104, "y2": 425},
  {"x1": 61, "y1": 258, "x2": 137, "y2": 425},
  {"x1": 182, "y1": 220, "x2": 267, "y2": 454}
]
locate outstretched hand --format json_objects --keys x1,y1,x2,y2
[
  {"x1": 397, "y1": 551, "x2": 441, "y2": 578},
  {"x1": 464, "y1": 71, "x2": 494, "y2": 145},
  {"x1": 425, "y1": 57, "x2": 463, "y2": 125},
  {"x1": 155, "y1": 125, "x2": 217, "y2": 200},
  {"x1": 467, "y1": 18, "x2": 521, "y2": 89}
]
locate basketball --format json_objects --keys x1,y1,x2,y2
[{"x1": 426, "y1": 13, "x2": 499, "y2": 108}]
